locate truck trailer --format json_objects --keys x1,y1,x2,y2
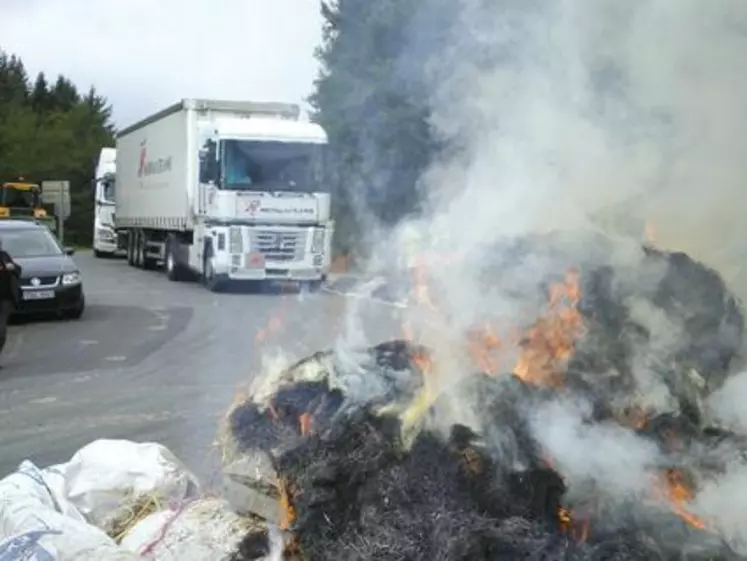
[
  {"x1": 114, "y1": 99, "x2": 333, "y2": 291},
  {"x1": 92, "y1": 147, "x2": 119, "y2": 257}
]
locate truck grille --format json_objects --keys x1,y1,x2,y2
[{"x1": 250, "y1": 230, "x2": 306, "y2": 262}]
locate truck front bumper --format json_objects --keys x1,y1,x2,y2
[
  {"x1": 94, "y1": 240, "x2": 122, "y2": 254},
  {"x1": 214, "y1": 253, "x2": 327, "y2": 282}
]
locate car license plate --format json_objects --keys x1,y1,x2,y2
[
  {"x1": 244, "y1": 252, "x2": 266, "y2": 269},
  {"x1": 22, "y1": 290, "x2": 55, "y2": 301}
]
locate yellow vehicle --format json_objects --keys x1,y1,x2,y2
[{"x1": 0, "y1": 179, "x2": 56, "y2": 230}]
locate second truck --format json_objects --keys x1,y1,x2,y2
[{"x1": 114, "y1": 99, "x2": 333, "y2": 291}]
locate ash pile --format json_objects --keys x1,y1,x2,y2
[{"x1": 223, "y1": 233, "x2": 747, "y2": 561}]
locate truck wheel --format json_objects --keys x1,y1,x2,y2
[
  {"x1": 126, "y1": 231, "x2": 136, "y2": 266},
  {"x1": 133, "y1": 231, "x2": 143, "y2": 268},
  {"x1": 139, "y1": 232, "x2": 157, "y2": 270},
  {"x1": 202, "y1": 247, "x2": 223, "y2": 292},
  {"x1": 165, "y1": 238, "x2": 182, "y2": 281}
]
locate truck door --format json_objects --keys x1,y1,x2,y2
[{"x1": 198, "y1": 138, "x2": 219, "y2": 215}]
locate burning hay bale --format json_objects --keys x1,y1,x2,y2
[{"x1": 224, "y1": 240, "x2": 747, "y2": 560}]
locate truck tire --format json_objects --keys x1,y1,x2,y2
[
  {"x1": 202, "y1": 246, "x2": 224, "y2": 292},
  {"x1": 126, "y1": 230, "x2": 136, "y2": 266},
  {"x1": 134, "y1": 231, "x2": 145, "y2": 268},
  {"x1": 165, "y1": 238, "x2": 182, "y2": 281},
  {"x1": 137, "y1": 230, "x2": 157, "y2": 270}
]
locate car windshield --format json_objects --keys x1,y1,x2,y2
[
  {"x1": 0, "y1": 228, "x2": 63, "y2": 258},
  {"x1": 221, "y1": 140, "x2": 325, "y2": 193}
]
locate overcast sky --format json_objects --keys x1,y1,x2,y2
[{"x1": 0, "y1": 0, "x2": 324, "y2": 128}]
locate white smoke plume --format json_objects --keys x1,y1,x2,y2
[
  {"x1": 370, "y1": 0, "x2": 747, "y2": 297},
  {"x1": 335, "y1": 0, "x2": 747, "y2": 548},
  {"x1": 708, "y1": 371, "x2": 747, "y2": 434},
  {"x1": 528, "y1": 397, "x2": 661, "y2": 501}
]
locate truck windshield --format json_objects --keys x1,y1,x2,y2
[
  {"x1": 221, "y1": 140, "x2": 325, "y2": 193},
  {"x1": 0, "y1": 184, "x2": 38, "y2": 208}
]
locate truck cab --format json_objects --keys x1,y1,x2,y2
[
  {"x1": 195, "y1": 116, "x2": 332, "y2": 288},
  {"x1": 92, "y1": 148, "x2": 119, "y2": 257}
]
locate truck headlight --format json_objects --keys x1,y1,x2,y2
[
  {"x1": 62, "y1": 272, "x2": 82, "y2": 285},
  {"x1": 96, "y1": 227, "x2": 115, "y2": 241},
  {"x1": 229, "y1": 226, "x2": 243, "y2": 252},
  {"x1": 311, "y1": 228, "x2": 325, "y2": 253}
]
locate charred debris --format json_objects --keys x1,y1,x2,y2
[{"x1": 226, "y1": 235, "x2": 747, "y2": 561}]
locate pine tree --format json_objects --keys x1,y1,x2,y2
[
  {"x1": 0, "y1": 48, "x2": 115, "y2": 245},
  {"x1": 0, "y1": 51, "x2": 29, "y2": 107},
  {"x1": 30, "y1": 72, "x2": 51, "y2": 113},
  {"x1": 309, "y1": 0, "x2": 439, "y2": 255}
]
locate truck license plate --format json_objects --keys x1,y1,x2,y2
[
  {"x1": 244, "y1": 253, "x2": 266, "y2": 269},
  {"x1": 23, "y1": 290, "x2": 55, "y2": 301}
]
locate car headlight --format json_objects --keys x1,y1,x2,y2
[
  {"x1": 311, "y1": 228, "x2": 325, "y2": 253},
  {"x1": 62, "y1": 272, "x2": 82, "y2": 285}
]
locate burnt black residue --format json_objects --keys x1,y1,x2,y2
[
  {"x1": 226, "y1": 239, "x2": 745, "y2": 561},
  {"x1": 258, "y1": 373, "x2": 738, "y2": 561},
  {"x1": 229, "y1": 530, "x2": 270, "y2": 561}
]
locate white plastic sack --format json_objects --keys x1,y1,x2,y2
[
  {"x1": 120, "y1": 498, "x2": 277, "y2": 561},
  {"x1": 59, "y1": 440, "x2": 200, "y2": 529},
  {"x1": 0, "y1": 460, "x2": 138, "y2": 561}
]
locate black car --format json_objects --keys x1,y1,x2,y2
[{"x1": 0, "y1": 220, "x2": 85, "y2": 318}]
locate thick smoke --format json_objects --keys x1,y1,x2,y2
[
  {"x1": 406, "y1": 0, "x2": 747, "y2": 260},
  {"x1": 363, "y1": 1, "x2": 747, "y2": 390},
  {"x1": 360, "y1": 0, "x2": 747, "y2": 286},
  {"x1": 329, "y1": 0, "x2": 747, "y2": 551}
]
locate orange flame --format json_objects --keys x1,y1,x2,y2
[
  {"x1": 403, "y1": 254, "x2": 585, "y2": 386},
  {"x1": 466, "y1": 324, "x2": 502, "y2": 375},
  {"x1": 277, "y1": 476, "x2": 297, "y2": 531},
  {"x1": 558, "y1": 507, "x2": 590, "y2": 543},
  {"x1": 255, "y1": 293, "x2": 293, "y2": 343},
  {"x1": 654, "y1": 469, "x2": 705, "y2": 530},
  {"x1": 513, "y1": 270, "x2": 584, "y2": 387},
  {"x1": 299, "y1": 412, "x2": 313, "y2": 436},
  {"x1": 412, "y1": 350, "x2": 433, "y2": 375}
]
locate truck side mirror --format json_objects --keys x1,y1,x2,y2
[
  {"x1": 199, "y1": 158, "x2": 218, "y2": 184},
  {"x1": 199, "y1": 140, "x2": 218, "y2": 183}
]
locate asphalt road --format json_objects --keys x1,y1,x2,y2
[{"x1": 0, "y1": 252, "x2": 399, "y2": 482}]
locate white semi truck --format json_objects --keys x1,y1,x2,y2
[
  {"x1": 92, "y1": 147, "x2": 119, "y2": 257},
  {"x1": 114, "y1": 99, "x2": 333, "y2": 291}
]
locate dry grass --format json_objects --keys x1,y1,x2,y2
[{"x1": 106, "y1": 493, "x2": 166, "y2": 543}]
